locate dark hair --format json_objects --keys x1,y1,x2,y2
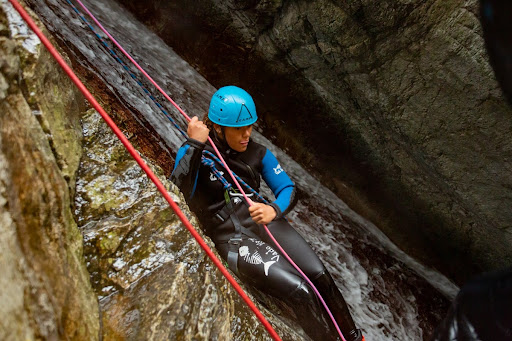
[
  {"x1": 202, "y1": 112, "x2": 224, "y2": 139},
  {"x1": 202, "y1": 112, "x2": 214, "y2": 131}
]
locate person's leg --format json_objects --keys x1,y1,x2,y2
[
  {"x1": 218, "y1": 238, "x2": 336, "y2": 340},
  {"x1": 288, "y1": 280, "x2": 338, "y2": 341},
  {"x1": 312, "y1": 270, "x2": 363, "y2": 341},
  {"x1": 263, "y1": 219, "x2": 363, "y2": 341}
]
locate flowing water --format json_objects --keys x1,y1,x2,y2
[{"x1": 13, "y1": 0, "x2": 460, "y2": 339}]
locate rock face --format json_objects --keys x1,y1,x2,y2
[
  {"x1": 117, "y1": 0, "x2": 512, "y2": 283},
  {"x1": 0, "y1": 3, "x2": 99, "y2": 339}
]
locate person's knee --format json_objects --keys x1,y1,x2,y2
[
  {"x1": 311, "y1": 268, "x2": 331, "y2": 285},
  {"x1": 289, "y1": 280, "x2": 315, "y2": 301}
]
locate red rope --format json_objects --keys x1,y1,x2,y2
[{"x1": 7, "y1": 1, "x2": 281, "y2": 339}]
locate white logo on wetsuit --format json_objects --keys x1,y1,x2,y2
[
  {"x1": 210, "y1": 171, "x2": 224, "y2": 181},
  {"x1": 273, "y1": 164, "x2": 283, "y2": 175},
  {"x1": 238, "y1": 245, "x2": 277, "y2": 276}
]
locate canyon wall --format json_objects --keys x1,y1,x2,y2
[{"x1": 0, "y1": 4, "x2": 99, "y2": 339}]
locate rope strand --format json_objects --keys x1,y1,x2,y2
[
  {"x1": 202, "y1": 151, "x2": 269, "y2": 204},
  {"x1": 66, "y1": 0, "x2": 188, "y2": 138}
]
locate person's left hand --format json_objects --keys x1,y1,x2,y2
[{"x1": 248, "y1": 202, "x2": 277, "y2": 225}]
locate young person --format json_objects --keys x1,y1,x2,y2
[{"x1": 171, "y1": 85, "x2": 364, "y2": 341}]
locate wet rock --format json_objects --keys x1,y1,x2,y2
[{"x1": 0, "y1": 2, "x2": 99, "y2": 339}]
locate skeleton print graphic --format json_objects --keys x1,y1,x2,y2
[{"x1": 238, "y1": 238, "x2": 280, "y2": 276}]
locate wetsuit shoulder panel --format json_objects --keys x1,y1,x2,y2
[
  {"x1": 261, "y1": 149, "x2": 296, "y2": 218},
  {"x1": 170, "y1": 138, "x2": 205, "y2": 199}
]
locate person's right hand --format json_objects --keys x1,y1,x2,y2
[{"x1": 187, "y1": 116, "x2": 209, "y2": 143}]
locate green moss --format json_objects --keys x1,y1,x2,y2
[{"x1": 98, "y1": 231, "x2": 121, "y2": 255}]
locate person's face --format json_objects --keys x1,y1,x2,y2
[{"x1": 218, "y1": 124, "x2": 253, "y2": 152}]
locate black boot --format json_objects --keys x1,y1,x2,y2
[
  {"x1": 288, "y1": 280, "x2": 337, "y2": 341},
  {"x1": 349, "y1": 328, "x2": 364, "y2": 341},
  {"x1": 312, "y1": 270, "x2": 363, "y2": 341}
]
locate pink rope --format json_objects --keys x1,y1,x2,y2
[
  {"x1": 72, "y1": 1, "x2": 346, "y2": 339},
  {"x1": 73, "y1": 0, "x2": 191, "y2": 122}
]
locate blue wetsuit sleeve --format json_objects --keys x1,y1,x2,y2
[
  {"x1": 170, "y1": 138, "x2": 205, "y2": 199},
  {"x1": 261, "y1": 149, "x2": 296, "y2": 218}
]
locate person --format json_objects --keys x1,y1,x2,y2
[{"x1": 171, "y1": 85, "x2": 364, "y2": 341}]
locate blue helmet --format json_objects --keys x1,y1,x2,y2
[{"x1": 208, "y1": 86, "x2": 258, "y2": 127}]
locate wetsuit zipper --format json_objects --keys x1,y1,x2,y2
[{"x1": 242, "y1": 160, "x2": 258, "y2": 185}]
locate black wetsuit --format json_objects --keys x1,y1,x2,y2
[{"x1": 171, "y1": 134, "x2": 361, "y2": 341}]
